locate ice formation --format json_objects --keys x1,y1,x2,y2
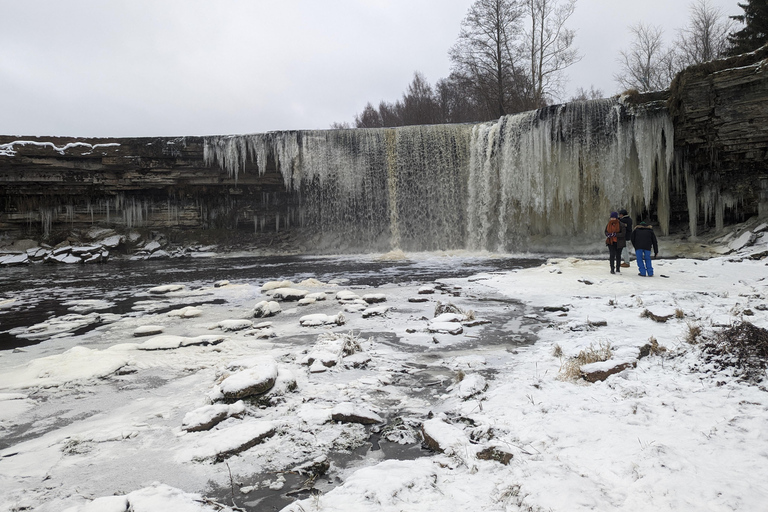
[{"x1": 204, "y1": 98, "x2": 674, "y2": 251}]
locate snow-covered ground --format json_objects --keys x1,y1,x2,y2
[{"x1": 1, "y1": 244, "x2": 768, "y2": 511}]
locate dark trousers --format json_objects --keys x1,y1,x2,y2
[{"x1": 608, "y1": 244, "x2": 620, "y2": 271}]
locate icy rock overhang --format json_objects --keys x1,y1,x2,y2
[{"x1": 204, "y1": 97, "x2": 675, "y2": 251}]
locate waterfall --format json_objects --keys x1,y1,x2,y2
[{"x1": 204, "y1": 98, "x2": 674, "y2": 252}]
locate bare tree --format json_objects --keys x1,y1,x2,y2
[
  {"x1": 435, "y1": 74, "x2": 487, "y2": 123},
  {"x1": 449, "y1": 0, "x2": 527, "y2": 118},
  {"x1": 569, "y1": 85, "x2": 603, "y2": 101},
  {"x1": 401, "y1": 72, "x2": 442, "y2": 125},
  {"x1": 524, "y1": 0, "x2": 580, "y2": 106},
  {"x1": 615, "y1": 23, "x2": 676, "y2": 92},
  {"x1": 674, "y1": 0, "x2": 734, "y2": 68},
  {"x1": 329, "y1": 121, "x2": 351, "y2": 130},
  {"x1": 355, "y1": 103, "x2": 383, "y2": 128}
]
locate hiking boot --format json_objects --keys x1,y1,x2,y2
[{"x1": 620, "y1": 263, "x2": 630, "y2": 268}]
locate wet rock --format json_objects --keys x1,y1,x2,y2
[
  {"x1": 408, "y1": 297, "x2": 429, "y2": 303},
  {"x1": 362, "y1": 293, "x2": 386, "y2": 304},
  {"x1": 417, "y1": 286, "x2": 436, "y2": 295},
  {"x1": 330, "y1": 402, "x2": 382, "y2": 425}
]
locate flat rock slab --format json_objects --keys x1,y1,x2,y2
[
  {"x1": 581, "y1": 359, "x2": 637, "y2": 383},
  {"x1": 186, "y1": 420, "x2": 277, "y2": 462},
  {"x1": 133, "y1": 325, "x2": 164, "y2": 337},
  {"x1": 182, "y1": 401, "x2": 245, "y2": 432},
  {"x1": 331, "y1": 402, "x2": 382, "y2": 425}
]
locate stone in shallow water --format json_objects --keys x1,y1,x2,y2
[
  {"x1": 268, "y1": 288, "x2": 309, "y2": 301},
  {"x1": 133, "y1": 325, "x2": 164, "y2": 337},
  {"x1": 254, "y1": 300, "x2": 281, "y2": 318},
  {"x1": 219, "y1": 359, "x2": 278, "y2": 400}
]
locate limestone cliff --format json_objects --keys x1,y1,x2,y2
[{"x1": 669, "y1": 45, "x2": 768, "y2": 235}]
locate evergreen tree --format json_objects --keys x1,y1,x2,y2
[{"x1": 728, "y1": 0, "x2": 768, "y2": 55}]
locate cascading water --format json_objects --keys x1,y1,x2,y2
[{"x1": 204, "y1": 98, "x2": 674, "y2": 252}]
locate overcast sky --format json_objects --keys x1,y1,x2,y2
[{"x1": 0, "y1": 0, "x2": 742, "y2": 138}]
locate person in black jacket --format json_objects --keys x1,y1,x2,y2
[
  {"x1": 618, "y1": 209, "x2": 633, "y2": 268},
  {"x1": 630, "y1": 220, "x2": 658, "y2": 277},
  {"x1": 605, "y1": 211, "x2": 626, "y2": 274}
]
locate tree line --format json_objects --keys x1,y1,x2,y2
[{"x1": 333, "y1": 0, "x2": 767, "y2": 129}]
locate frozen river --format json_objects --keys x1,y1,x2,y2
[
  {"x1": 0, "y1": 253, "x2": 546, "y2": 511},
  {"x1": 0, "y1": 254, "x2": 543, "y2": 350}
]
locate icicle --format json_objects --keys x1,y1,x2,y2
[{"x1": 205, "y1": 98, "x2": 673, "y2": 252}]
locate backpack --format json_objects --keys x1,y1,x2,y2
[{"x1": 605, "y1": 219, "x2": 621, "y2": 245}]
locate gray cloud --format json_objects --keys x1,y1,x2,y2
[{"x1": 0, "y1": 0, "x2": 740, "y2": 137}]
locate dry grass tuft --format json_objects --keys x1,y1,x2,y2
[
  {"x1": 558, "y1": 341, "x2": 613, "y2": 381},
  {"x1": 552, "y1": 344, "x2": 563, "y2": 358},
  {"x1": 675, "y1": 308, "x2": 685, "y2": 319},
  {"x1": 684, "y1": 322, "x2": 703, "y2": 345}
]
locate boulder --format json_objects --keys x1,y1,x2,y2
[
  {"x1": 254, "y1": 300, "x2": 281, "y2": 318},
  {"x1": 219, "y1": 359, "x2": 278, "y2": 400}
]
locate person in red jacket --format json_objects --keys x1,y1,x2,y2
[
  {"x1": 604, "y1": 211, "x2": 626, "y2": 274},
  {"x1": 630, "y1": 220, "x2": 659, "y2": 277}
]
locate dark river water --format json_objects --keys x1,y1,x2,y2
[{"x1": 0, "y1": 254, "x2": 544, "y2": 350}]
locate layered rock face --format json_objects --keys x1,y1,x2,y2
[
  {"x1": 0, "y1": 136, "x2": 292, "y2": 244},
  {"x1": 669, "y1": 46, "x2": 768, "y2": 236}
]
